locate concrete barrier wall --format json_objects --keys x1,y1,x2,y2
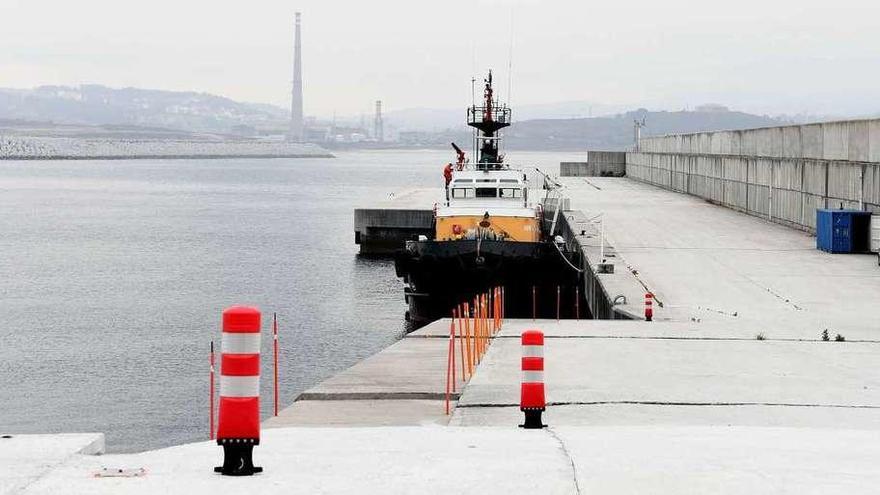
[
  {"x1": 639, "y1": 119, "x2": 880, "y2": 162},
  {"x1": 561, "y1": 151, "x2": 626, "y2": 177},
  {"x1": 627, "y1": 152, "x2": 880, "y2": 231}
]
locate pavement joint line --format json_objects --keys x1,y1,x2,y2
[
  {"x1": 456, "y1": 401, "x2": 880, "y2": 409},
  {"x1": 296, "y1": 392, "x2": 461, "y2": 401},
  {"x1": 546, "y1": 426, "x2": 583, "y2": 495}
]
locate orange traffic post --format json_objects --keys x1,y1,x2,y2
[
  {"x1": 215, "y1": 306, "x2": 263, "y2": 476},
  {"x1": 520, "y1": 329, "x2": 546, "y2": 429}
]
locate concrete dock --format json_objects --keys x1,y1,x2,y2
[
  {"x1": 7, "y1": 317, "x2": 880, "y2": 493},
  {"x1": 354, "y1": 188, "x2": 441, "y2": 254},
  {"x1": 554, "y1": 176, "x2": 880, "y2": 337}
]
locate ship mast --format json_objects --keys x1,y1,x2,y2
[{"x1": 467, "y1": 70, "x2": 511, "y2": 171}]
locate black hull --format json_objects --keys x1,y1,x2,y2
[{"x1": 395, "y1": 240, "x2": 585, "y2": 328}]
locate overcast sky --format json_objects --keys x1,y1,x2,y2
[{"x1": 1, "y1": 0, "x2": 879, "y2": 118}]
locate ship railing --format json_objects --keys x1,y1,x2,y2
[
  {"x1": 457, "y1": 162, "x2": 508, "y2": 171},
  {"x1": 467, "y1": 105, "x2": 511, "y2": 124}
]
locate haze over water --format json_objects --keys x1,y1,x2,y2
[{"x1": 0, "y1": 150, "x2": 573, "y2": 452}]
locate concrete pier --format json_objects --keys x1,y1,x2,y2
[
  {"x1": 554, "y1": 176, "x2": 880, "y2": 336},
  {"x1": 265, "y1": 323, "x2": 457, "y2": 428},
  {"x1": 353, "y1": 188, "x2": 440, "y2": 254}
]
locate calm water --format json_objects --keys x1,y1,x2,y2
[{"x1": 0, "y1": 150, "x2": 575, "y2": 452}]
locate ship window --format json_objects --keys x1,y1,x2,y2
[
  {"x1": 453, "y1": 179, "x2": 473, "y2": 183},
  {"x1": 475, "y1": 187, "x2": 498, "y2": 198},
  {"x1": 452, "y1": 188, "x2": 475, "y2": 198},
  {"x1": 499, "y1": 188, "x2": 523, "y2": 198},
  {"x1": 499, "y1": 179, "x2": 519, "y2": 183},
  {"x1": 476, "y1": 178, "x2": 496, "y2": 183}
]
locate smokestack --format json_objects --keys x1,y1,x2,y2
[
  {"x1": 374, "y1": 100, "x2": 384, "y2": 143},
  {"x1": 290, "y1": 12, "x2": 304, "y2": 142}
]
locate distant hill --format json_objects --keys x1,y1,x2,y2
[
  {"x1": 0, "y1": 85, "x2": 786, "y2": 151},
  {"x1": 505, "y1": 108, "x2": 785, "y2": 151},
  {"x1": 0, "y1": 85, "x2": 289, "y2": 135},
  {"x1": 384, "y1": 101, "x2": 628, "y2": 132},
  {"x1": 397, "y1": 107, "x2": 785, "y2": 151}
]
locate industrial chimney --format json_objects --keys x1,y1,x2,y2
[
  {"x1": 289, "y1": 12, "x2": 304, "y2": 142},
  {"x1": 374, "y1": 100, "x2": 384, "y2": 143}
]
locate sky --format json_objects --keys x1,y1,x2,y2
[{"x1": 1, "y1": 0, "x2": 879, "y2": 118}]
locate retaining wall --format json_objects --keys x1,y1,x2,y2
[{"x1": 628, "y1": 119, "x2": 880, "y2": 232}]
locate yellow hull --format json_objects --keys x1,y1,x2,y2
[{"x1": 436, "y1": 215, "x2": 540, "y2": 242}]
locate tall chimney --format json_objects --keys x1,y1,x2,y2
[
  {"x1": 374, "y1": 100, "x2": 384, "y2": 143},
  {"x1": 290, "y1": 12, "x2": 304, "y2": 142}
]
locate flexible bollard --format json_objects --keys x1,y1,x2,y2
[
  {"x1": 520, "y1": 329, "x2": 546, "y2": 429},
  {"x1": 215, "y1": 305, "x2": 263, "y2": 476},
  {"x1": 210, "y1": 341, "x2": 215, "y2": 440},
  {"x1": 644, "y1": 292, "x2": 654, "y2": 322}
]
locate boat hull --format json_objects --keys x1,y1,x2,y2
[{"x1": 395, "y1": 239, "x2": 581, "y2": 328}]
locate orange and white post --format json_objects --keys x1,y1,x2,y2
[
  {"x1": 520, "y1": 329, "x2": 546, "y2": 429},
  {"x1": 215, "y1": 305, "x2": 263, "y2": 476}
]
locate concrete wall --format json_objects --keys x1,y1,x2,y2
[
  {"x1": 628, "y1": 119, "x2": 880, "y2": 232},
  {"x1": 627, "y1": 153, "x2": 880, "y2": 231},
  {"x1": 561, "y1": 151, "x2": 627, "y2": 177},
  {"x1": 639, "y1": 118, "x2": 880, "y2": 162},
  {"x1": 354, "y1": 208, "x2": 434, "y2": 254}
]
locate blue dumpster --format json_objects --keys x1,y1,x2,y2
[{"x1": 816, "y1": 209, "x2": 871, "y2": 253}]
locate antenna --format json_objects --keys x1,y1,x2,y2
[
  {"x1": 633, "y1": 116, "x2": 647, "y2": 151},
  {"x1": 507, "y1": 8, "x2": 514, "y2": 106}
]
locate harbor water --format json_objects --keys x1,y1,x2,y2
[{"x1": 0, "y1": 150, "x2": 573, "y2": 452}]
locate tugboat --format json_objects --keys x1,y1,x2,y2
[{"x1": 395, "y1": 71, "x2": 578, "y2": 327}]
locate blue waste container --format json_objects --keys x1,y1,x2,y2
[{"x1": 816, "y1": 209, "x2": 871, "y2": 253}]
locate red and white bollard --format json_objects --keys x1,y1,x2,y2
[
  {"x1": 215, "y1": 306, "x2": 263, "y2": 476},
  {"x1": 644, "y1": 293, "x2": 654, "y2": 322},
  {"x1": 520, "y1": 329, "x2": 546, "y2": 429}
]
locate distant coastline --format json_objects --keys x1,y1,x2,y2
[
  {"x1": 0, "y1": 136, "x2": 334, "y2": 160},
  {"x1": 3, "y1": 153, "x2": 334, "y2": 161}
]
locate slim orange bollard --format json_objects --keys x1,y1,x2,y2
[
  {"x1": 501, "y1": 286, "x2": 505, "y2": 326},
  {"x1": 209, "y1": 340, "x2": 215, "y2": 440},
  {"x1": 273, "y1": 313, "x2": 279, "y2": 417},
  {"x1": 464, "y1": 303, "x2": 473, "y2": 376},
  {"x1": 460, "y1": 307, "x2": 469, "y2": 383},
  {"x1": 449, "y1": 315, "x2": 456, "y2": 393},
  {"x1": 474, "y1": 296, "x2": 480, "y2": 362},
  {"x1": 485, "y1": 293, "x2": 490, "y2": 339},
  {"x1": 445, "y1": 319, "x2": 453, "y2": 415}
]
